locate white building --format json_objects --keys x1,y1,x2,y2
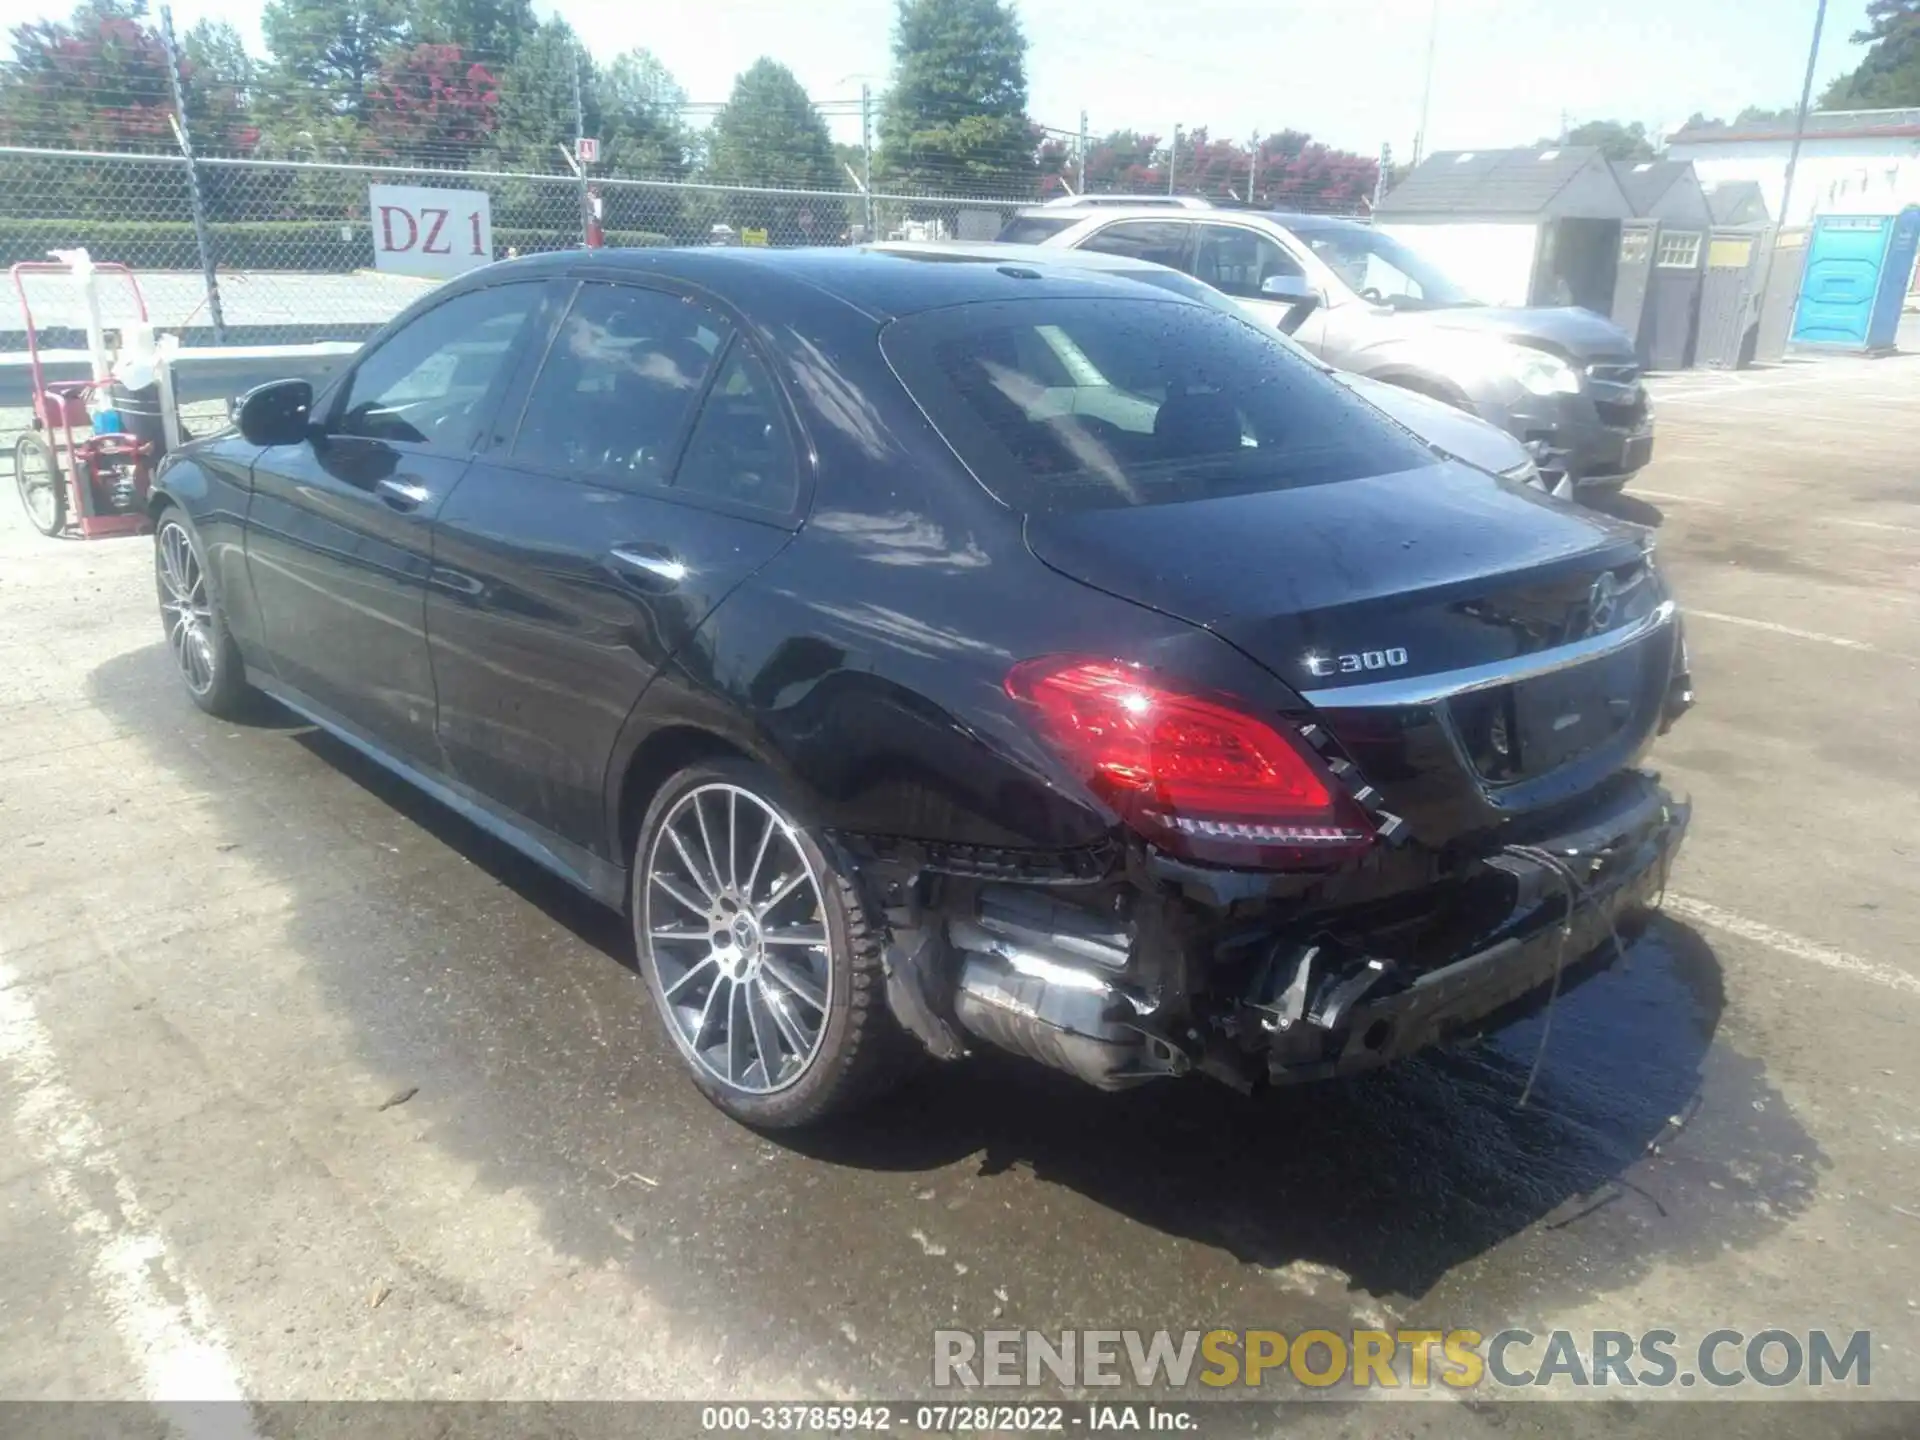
[{"x1": 1666, "y1": 109, "x2": 1920, "y2": 223}]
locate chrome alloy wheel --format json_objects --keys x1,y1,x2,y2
[
  {"x1": 641, "y1": 783, "x2": 833, "y2": 1094},
  {"x1": 157, "y1": 520, "x2": 217, "y2": 696}
]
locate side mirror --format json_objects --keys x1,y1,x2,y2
[
  {"x1": 236, "y1": 379, "x2": 315, "y2": 447},
  {"x1": 1260, "y1": 273, "x2": 1318, "y2": 304}
]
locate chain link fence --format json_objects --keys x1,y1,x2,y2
[{"x1": 0, "y1": 144, "x2": 1033, "y2": 351}]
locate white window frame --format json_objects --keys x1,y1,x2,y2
[{"x1": 1655, "y1": 232, "x2": 1703, "y2": 269}]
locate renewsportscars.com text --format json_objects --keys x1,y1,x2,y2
[{"x1": 933, "y1": 1328, "x2": 1872, "y2": 1391}]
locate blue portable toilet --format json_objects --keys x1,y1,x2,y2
[{"x1": 1790, "y1": 206, "x2": 1920, "y2": 352}]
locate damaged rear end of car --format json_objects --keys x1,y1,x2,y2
[{"x1": 858, "y1": 285, "x2": 1694, "y2": 1097}]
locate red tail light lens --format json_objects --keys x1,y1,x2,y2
[{"x1": 1005, "y1": 658, "x2": 1373, "y2": 867}]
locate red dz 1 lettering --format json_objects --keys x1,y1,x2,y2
[
  {"x1": 378, "y1": 205, "x2": 418, "y2": 252},
  {"x1": 421, "y1": 207, "x2": 452, "y2": 254}
]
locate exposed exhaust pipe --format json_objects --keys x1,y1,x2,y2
[{"x1": 946, "y1": 890, "x2": 1182, "y2": 1090}]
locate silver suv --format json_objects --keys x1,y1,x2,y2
[{"x1": 1006, "y1": 201, "x2": 1654, "y2": 494}]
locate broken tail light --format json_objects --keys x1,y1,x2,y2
[{"x1": 1005, "y1": 657, "x2": 1374, "y2": 869}]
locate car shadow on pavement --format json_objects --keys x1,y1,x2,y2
[
  {"x1": 796, "y1": 915, "x2": 1822, "y2": 1300},
  {"x1": 88, "y1": 643, "x2": 1826, "y2": 1316},
  {"x1": 281, "y1": 689, "x2": 1818, "y2": 1305}
]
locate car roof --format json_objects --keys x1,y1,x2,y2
[
  {"x1": 1038, "y1": 193, "x2": 1214, "y2": 210},
  {"x1": 1021, "y1": 204, "x2": 1372, "y2": 234},
  {"x1": 467, "y1": 244, "x2": 1189, "y2": 322},
  {"x1": 874, "y1": 239, "x2": 1179, "y2": 275}
]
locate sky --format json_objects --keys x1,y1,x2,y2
[{"x1": 54, "y1": 0, "x2": 1876, "y2": 156}]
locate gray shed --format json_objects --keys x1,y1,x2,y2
[
  {"x1": 1375, "y1": 146, "x2": 1634, "y2": 311},
  {"x1": 1705, "y1": 180, "x2": 1771, "y2": 229},
  {"x1": 1611, "y1": 160, "x2": 1715, "y2": 369}
]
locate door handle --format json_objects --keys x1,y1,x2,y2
[
  {"x1": 375, "y1": 478, "x2": 432, "y2": 511},
  {"x1": 608, "y1": 545, "x2": 688, "y2": 588}
]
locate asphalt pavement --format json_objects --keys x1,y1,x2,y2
[{"x1": 2, "y1": 354, "x2": 1919, "y2": 1436}]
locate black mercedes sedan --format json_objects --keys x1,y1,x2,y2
[{"x1": 150, "y1": 246, "x2": 1693, "y2": 1128}]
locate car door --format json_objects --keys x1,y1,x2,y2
[
  {"x1": 1074, "y1": 219, "x2": 1197, "y2": 273},
  {"x1": 1192, "y1": 221, "x2": 1314, "y2": 332},
  {"x1": 245, "y1": 281, "x2": 546, "y2": 764},
  {"x1": 425, "y1": 279, "x2": 803, "y2": 860}
]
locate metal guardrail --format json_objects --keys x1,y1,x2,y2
[{"x1": 0, "y1": 343, "x2": 358, "y2": 411}]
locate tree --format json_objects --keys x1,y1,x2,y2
[
  {"x1": 1082, "y1": 129, "x2": 1164, "y2": 192},
  {"x1": 365, "y1": 42, "x2": 497, "y2": 163},
  {"x1": 181, "y1": 19, "x2": 257, "y2": 153},
  {"x1": 707, "y1": 59, "x2": 837, "y2": 199},
  {"x1": 833, "y1": 138, "x2": 866, "y2": 186},
  {"x1": 1824, "y1": 0, "x2": 1920, "y2": 107},
  {"x1": 1676, "y1": 105, "x2": 1798, "y2": 134},
  {"x1": 261, "y1": 0, "x2": 406, "y2": 125},
  {"x1": 877, "y1": 0, "x2": 1035, "y2": 195},
  {"x1": 486, "y1": 16, "x2": 582, "y2": 173},
  {"x1": 705, "y1": 59, "x2": 840, "y2": 241},
  {"x1": 1538, "y1": 118, "x2": 1655, "y2": 161},
  {"x1": 0, "y1": 1, "x2": 174, "y2": 153},
  {"x1": 1035, "y1": 133, "x2": 1072, "y2": 195},
  {"x1": 596, "y1": 47, "x2": 692, "y2": 177},
  {"x1": 1169, "y1": 126, "x2": 1254, "y2": 197},
  {"x1": 1255, "y1": 130, "x2": 1377, "y2": 212},
  {"x1": 413, "y1": 0, "x2": 534, "y2": 66}
]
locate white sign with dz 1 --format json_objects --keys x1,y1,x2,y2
[{"x1": 368, "y1": 184, "x2": 493, "y2": 280}]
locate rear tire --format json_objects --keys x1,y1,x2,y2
[
  {"x1": 154, "y1": 507, "x2": 252, "y2": 719},
  {"x1": 14, "y1": 432, "x2": 66, "y2": 537},
  {"x1": 632, "y1": 758, "x2": 899, "y2": 1129}
]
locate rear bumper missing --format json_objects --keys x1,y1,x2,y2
[{"x1": 1264, "y1": 785, "x2": 1690, "y2": 1083}]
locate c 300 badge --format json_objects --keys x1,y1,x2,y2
[{"x1": 1303, "y1": 647, "x2": 1410, "y2": 678}]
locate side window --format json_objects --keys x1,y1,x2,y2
[
  {"x1": 1656, "y1": 232, "x2": 1703, "y2": 269},
  {"x1": 1194, "y1": 225, "x2": 1305, "y2": 300},
  {"x1": 511, "y1": 282, "x2": 727, "y2": 485},
  {"x1": 335, "y1": 284, "x2": 537, "y2": 452},
  {"x1": 671, "y1": 345, "x2": 798, "y2": 513},
  {"x1": 1079, "y1": 221, "x2": 1193, "y2": 271}
]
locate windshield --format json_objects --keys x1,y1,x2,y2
[
  {"x1": 1288, "y1": 222, "x2": 1479, "y2": 310},
  {"x1": 1117, "y1": 268, "x2": 1330, "y2": 367},
  {"x1": 883, "y1": 296, "x2": 1434, "y2": 514}
]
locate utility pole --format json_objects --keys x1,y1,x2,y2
[
  {"x1": 861, "y1": 84, "x2": 875, "y2": 240},
  {"x1": 1778, "y1": 0, "x2": 1828, "y2": 232},
  {"x1": 1168, "y1": 124, "x2": 1180, "y2": 195},
  {"x1": 159, "y1": 5, "x2": 225, "y2": 342},
  {"x1": 1374, "y1": 141, "x2": 1393, "y2": 209},
  {"x1": 1079, "y1": 109, "x2": 1090, "y2": 196},
  {"x1": 1413, "y1": 0, "x2": 1438, "y2": 167},
  {"x1": 1751, "y1": 0, "x2": 1828, "y2": 349},
  {"x1": 1248, "y1": 129, "x2": 1260, "y2": 206},
  {"x1": 571, "y1": 43, "x2": 592, "y2": 245}
]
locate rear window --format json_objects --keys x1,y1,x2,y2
[
  {"x1": 883, "y1": 296, "x2": 1436, "y2": 513},
  {"x1": 995, "y1": 215, "x2": 1076, "y2": 244}
]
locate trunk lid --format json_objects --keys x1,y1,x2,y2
[{"x1": 1025, "y1": 462, "x2": 1675, "y2": 843}]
